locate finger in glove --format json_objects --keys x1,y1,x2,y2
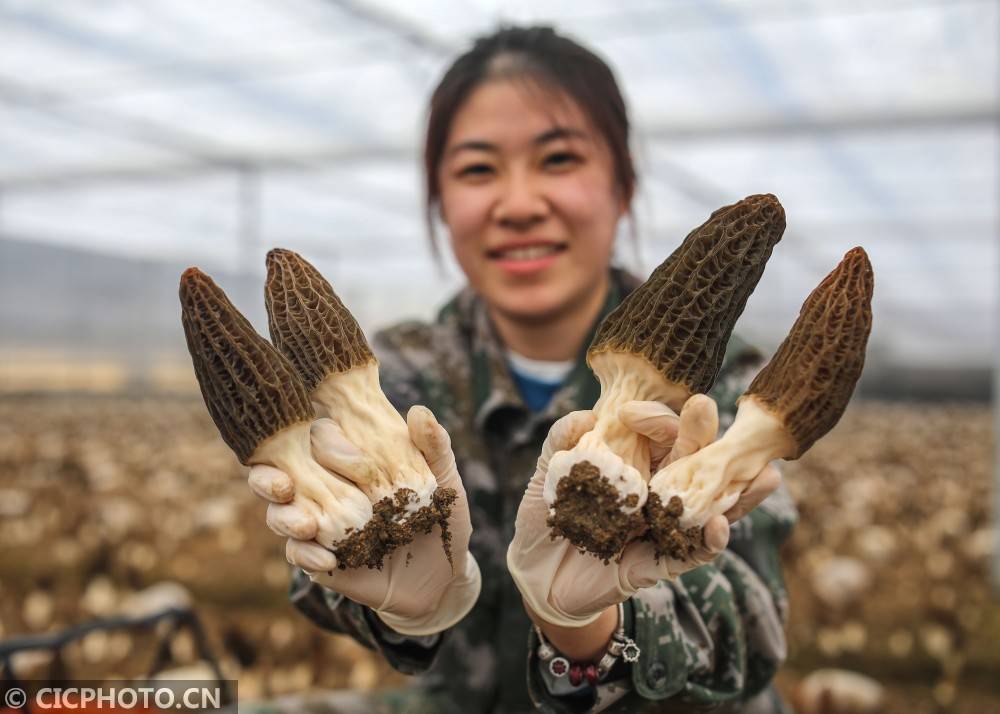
[
  {"x1": 247, "y1": 464, "x2": 295, "y2": 503},
  {"x1": 722, "y1": 462, "x2": 782, "y2": 523},
  {"x1": 286, "y1": 538, "x2": 337, "y2": 573},
  {"x1": 266, "y1": 501, "x2": 319, "y2": 540},
  {"x1": 619, "y1": 400, "x2": 680, "y2": 466},
  {"x1": 540, "y1": 411, "x2": 596, "y2": 463},
  {"x1": 668, "y1": 394, "x2": 719, "y2": 464},
  {"x1": 620, "y1": 514, "x2": 730, "y2": 588},
  {"x1": 407, "y1": 405, "x2": 457, "y2": 484},
  {"x1": 311, "y1": 418, "x2": 380, "y2": 485},
  {"x1": 701, "y1": 514, "x2": 731, "y2": 553}
]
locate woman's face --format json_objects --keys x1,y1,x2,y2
[{"x1": 438, "y1": 79, "x2": 626, "y2": 324}]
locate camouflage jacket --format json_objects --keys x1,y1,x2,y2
[{"x1": 289, "y1": 268, "x2": 798, "y2": 713}]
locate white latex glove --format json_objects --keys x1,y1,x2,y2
[
  {"x1": 507, "y1": 395, "x2": 779, "y2": 629},
  {"x1": 620, "y1": 395, "x2": 783, "y2": 523},
  {"x1": 249, "y1": 405, "x2": 480, "y2": 636}
]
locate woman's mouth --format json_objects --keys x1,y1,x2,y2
[{"x1": 487, "y1": 242, "x2": 567, "y2": 275}]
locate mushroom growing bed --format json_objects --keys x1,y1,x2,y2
[{"x1": 0, "y1": 395, "x2": 995, "y2": 710}]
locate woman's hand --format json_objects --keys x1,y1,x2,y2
[
  {"x1": 248, "y1": 405, "x2": 480, "y2": 636},
  {"x1": 506, "y1": 396, "x2": 781, "y2": 647},
  {"x1": 619, "y1": 396, "x2": 783, "y2": 523}
]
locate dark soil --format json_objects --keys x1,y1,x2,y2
[
  {"x1": 331, "y1": 486, "x2": 456, "y2": 570},
  {"x1": 546, "y1": 460, "x2": 644, "y2": 563},
  {"x1": 642, "y1": 492, "x2": 703, "y2": 561}
]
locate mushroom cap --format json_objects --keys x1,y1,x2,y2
[
  {"x1": 265, "y1": 248, "x2": 375, "y2": 393},
  {"x1": 180, "y1": 267, "x2": 313, "y2": 464},
  {"x1": 589, "y1": 194, "x2": 785, "y2": 394},
  {"x1": 743, "y1": 247, "x2": 874, "y2": 457}
]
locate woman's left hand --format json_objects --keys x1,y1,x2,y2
[{"x1": 506, "y1": 397, "x2": 781, "y2": 637}]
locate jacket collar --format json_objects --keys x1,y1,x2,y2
[{"x1": 439, "y1": 268, "x2": 642, "y2": 431}]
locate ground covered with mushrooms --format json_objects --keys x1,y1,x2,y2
[{"x1": 0, "y1": 394, "x2": 995, "y2": 712}]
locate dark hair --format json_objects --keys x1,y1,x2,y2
[{"x1": 423, "y1": 25, "x2": 637, "y2": 258}]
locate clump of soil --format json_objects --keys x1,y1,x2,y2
[
  {"x1": 547, "y1": 460, "x2": 644, "y2": 563},
  {"x1": 643, "y1": 492, "x2": 703, "y2": 560},
  {"x1": 331, "y1": 486, "x2": 457, "y2": 570}
]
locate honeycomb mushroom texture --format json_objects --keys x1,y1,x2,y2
[
  {"x1": 744, "y1": 247, "x2": 874, "y2": 457},
  {"x1": 265, "y1": 248, "x2": 375, "y2": 392},
  {"x1": 179, "y1": 268, "x2": 313, "y2": 465},
  {"x1": 589, "y1": 194, "x2": 786, "y2": 394}
]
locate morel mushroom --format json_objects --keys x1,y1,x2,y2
[
  {"x1": 265, "y1": 249, "x2": 455, "y2": 568},
  {"x1": 646, "y1": 247, "x2": 874, "y2": 559},
  {"x1": 544, "y1": 194, "x2": 786, "y2": 561},
  {"x1": 179, "y1": 268, "x2": 373, "y2": 556}
]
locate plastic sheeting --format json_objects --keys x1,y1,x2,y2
[{"x1": 0, "y1": 0, "x2": 996, "y2": 372}]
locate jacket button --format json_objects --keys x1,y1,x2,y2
[{"x1": 646, "y1": 661, "x2": 666, "y2": 688}]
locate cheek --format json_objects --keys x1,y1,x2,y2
[
  {"x1": 553, "y1": 176, "x2": 621, "y2": 251},
  {"x1": 441, "y1": 187, "x2": 493, "y2": 279},
  {"x1": 441, "y1": 186, "x2": 492, "y2": 243}
]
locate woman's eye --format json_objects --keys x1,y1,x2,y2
[
  {"x1": 544, "y1": 152, "x2": 581, "y2": 170},
  {"x1": 457, "y1": 163, "x2": 494, "y2": 178}
]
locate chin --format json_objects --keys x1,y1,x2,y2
[{"x1": 489, "y1": 285, "x2": 581, "y2": 325}]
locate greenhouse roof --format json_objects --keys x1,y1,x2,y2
[{"x1": 1, "y1": 0, "x2": 996, "y2": 372}]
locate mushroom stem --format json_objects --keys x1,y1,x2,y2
[
  {"x1": 585, "y1": 352, "x2": 691, "y2": 470},
  {"x1": 252, "y1": 422, "x2": 373, "y2": 545},
  {"x1": 312, "y1": 362, "x2": 437, "y2": 509},
  {"x1": 264, "y1": 248, "x2": 454, "y2": 568},
  {"x1": 648, "y1": 396, "x2": 794, "y2": 530},
  {"x1": 543, "y1": 195, "x2": 786, "y2": 560},
  {"x1": 179, "y1": 267, "x2": 374, "y2": 557},
  {"x1": 646, "y1": 247, "x2": 874, "y2": 559},
  {"x1": 543, "y1": 352, "x2": 689, "y2": 510}
]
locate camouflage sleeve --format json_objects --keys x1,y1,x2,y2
[
  {"x1": 371, "y1": 323, "x2": 430, "y2": 415},
  {"x1": 526, "y1": 535, "x2": 793, "y2": 713},
  {"x1": 608, "y1": 335, "x2": 796, "y2": 710},
  {"x1": 284, "y1": 323, "x2": 451, "y2": 676},
  {"x1": 623, "y1": 547, "x2": 791, "y2": 710}
]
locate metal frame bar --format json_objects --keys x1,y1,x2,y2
[
  {"x1": 0, "y1": 606, "x2": 232, "y2": 706},
  {"x1": 1, "y1": 105, "x2": 994, "y2": 191}
]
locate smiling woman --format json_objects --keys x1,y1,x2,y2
[
  {"x1": 437, "y1": 81, "x2": 623, "y2": 360},
  {"x1": 246, "y1": 24, "x2": 797, "y2": 714}
]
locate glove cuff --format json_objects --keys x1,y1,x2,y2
[
  {"x1": 507, "y1": 546, "x2": 607, "y2": 629},
  {"x1": 521, "y1": 599, "x2": 603, "y2": 629},
  {"x1": 375, "y1": 554, "x2": 482, "y2": 636}
]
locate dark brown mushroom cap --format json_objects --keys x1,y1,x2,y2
[
  {"x1": 180, "y1": 267, "x2": 313, "y2": 464},
  {"x1": 589, "y1": 194, "x2": 785, "y2": 394},
  {"x1": 265, "y1": 249, "x2": 374, "y2": 393},
  {"x1": 743, "y1": 247, "x2": 874, "y2": 458}
]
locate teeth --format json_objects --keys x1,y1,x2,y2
[{"x1": 498, "y1": 245, "x2": 560, "y2": 260}]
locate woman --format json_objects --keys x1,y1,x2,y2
[{"x1": 249, "y1": 25, "x2": 796, "y2": 714}]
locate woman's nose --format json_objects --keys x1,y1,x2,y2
[{"x1": 492, "y1": 174, "x2": 548, "y2": 229}]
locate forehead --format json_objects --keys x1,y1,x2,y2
[{"x1": 446, "y1": 79, "x2": 593, "y2": 147}]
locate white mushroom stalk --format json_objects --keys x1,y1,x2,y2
[
  {"x1": 311, "y1": 363, "x2": 437, "y2": 511},
  {"x1": 265, "y1": 248, "x2": 456, "y2": 568},
  {"x1": 544, "y1": 353, "x2": 689, "y2": 513},
  {"x1": 544, "y1": 195, "x2": 786, "y2": 562},
  {"x1": 179, "y1": 268, "x2": 373, "y2": 552},
  {"x1": 646, "y1": 247, "x2": 874, "y2": 559}
]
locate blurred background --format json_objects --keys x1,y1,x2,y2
[{"x1": 0, "y1": 1, "x2": 996, "y2": 712}]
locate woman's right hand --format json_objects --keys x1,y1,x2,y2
[
  {"x1": 248, "y1": 405, "x2": 480, "y2": 636},
  {"x1": 507, "y1": 396, "x2": 780, "y2": 631}
]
